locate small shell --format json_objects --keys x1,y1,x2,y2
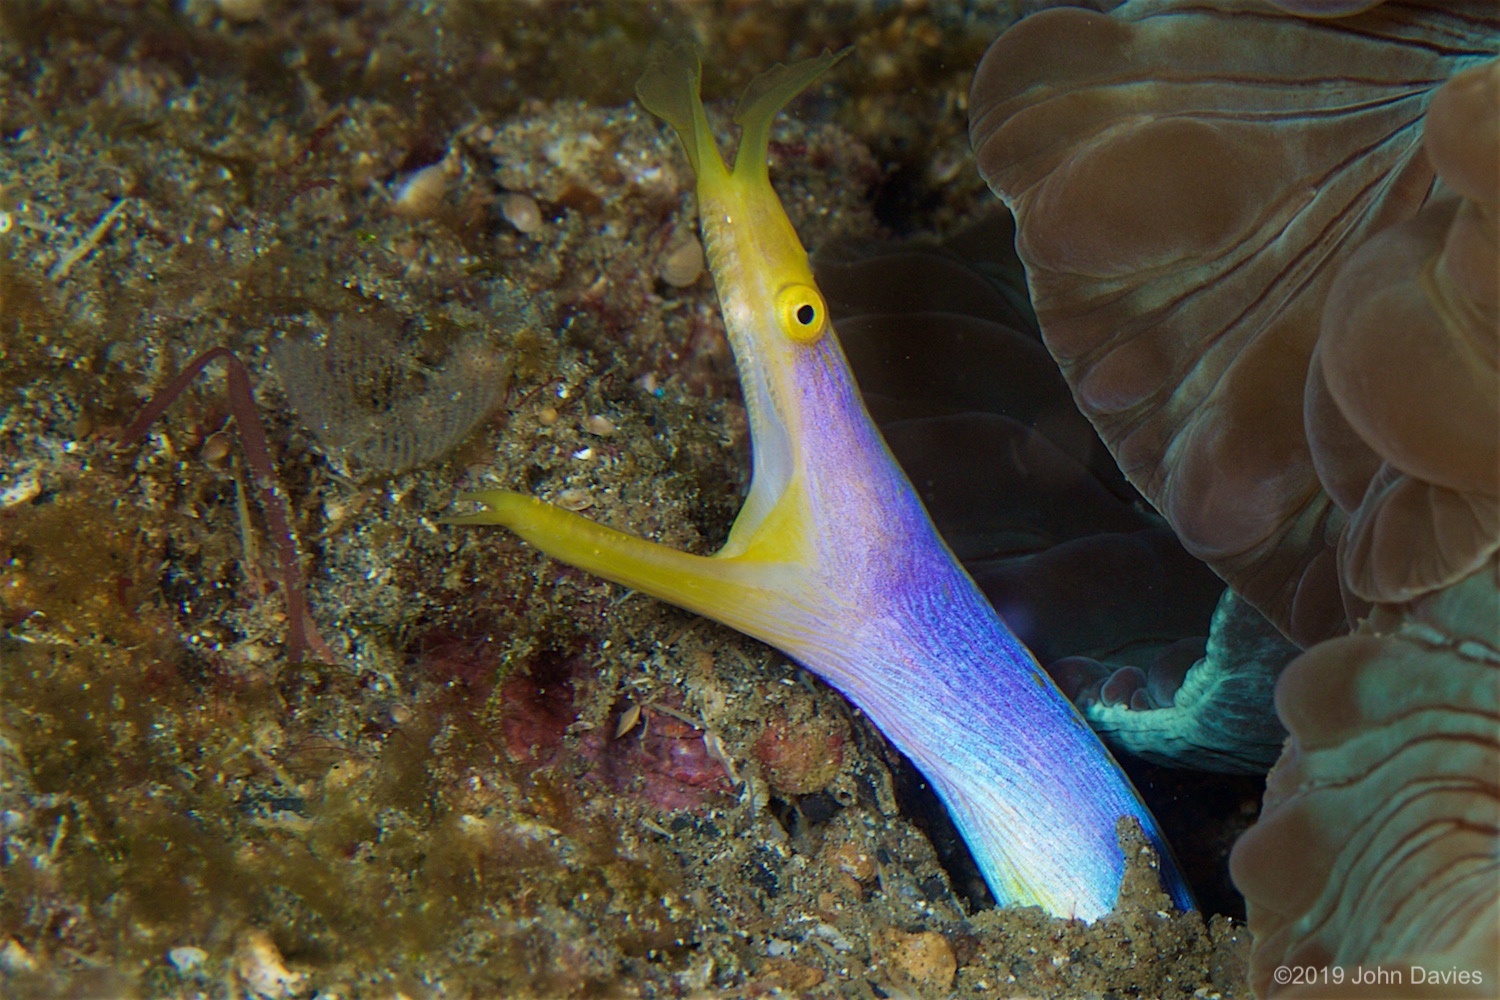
[
  {"x1": 556, "y1": 488, "x2": 594, "y2": 511},
  {"x1": 392, "y1": 160, "x2": 452, "y2": 220},
  {"x1": 660, "y1": 237, "x2": 705, "y2": 288},
  {"x1": 615, "y1": 702, "x2": 643, "y2": 738},
  {"x1": 537, "y1": 405, "x2": 559, "y2": 426},
  {"x1": 201, "y1": 430, "x2": 232, "y2": 467},
  {"x1": 584, "y1": 414, "x2": 616, "y2": 437},
  {"x1": 499, "y1": 191, "x2": 543, "y2": 234}
]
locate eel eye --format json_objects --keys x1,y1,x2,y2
[{"x1": 775, "y1": 283, "x2": 828, "y2": 343}]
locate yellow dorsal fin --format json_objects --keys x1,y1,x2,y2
[
  {"x1": 635, "y1": 43, "x2": 727, "y2": 183},
  {"x1": 637, "y1": 44, "x2": 849, "y2": 190},
  {"x1": 732, "y1": 48, "x2": 849, "y2": 183}
]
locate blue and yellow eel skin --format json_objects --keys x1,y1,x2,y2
[{"x1": 447, "y1": 45, "x2": 1194, "y2": 920}]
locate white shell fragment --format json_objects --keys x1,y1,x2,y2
[
  {"x1": 233, "y1": 929, "x2": 305, "y2": 999},
  {"x1": 0, "y1": 938, "x2": 38, "y2": 973}
]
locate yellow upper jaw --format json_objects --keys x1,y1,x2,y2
[
  {"x1": 637, "y1": 43, "x2": 847, "y2": 563},
  {"x1": 638, "y1": 42, "x2": 839, "y2": 345}
]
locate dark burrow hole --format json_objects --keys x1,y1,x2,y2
[{"x1": 766, "y1": 791, "x2": 845, "y2": 852}]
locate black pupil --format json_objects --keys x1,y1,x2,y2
[{"x1": 795, "y1": 303, "x2": 816, "y2": 325}]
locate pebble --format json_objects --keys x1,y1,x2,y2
[
  {"x1": 827, "y1": 837, "x2": 875, "y2": 882},
  {"x1": 880, "y1": 928, "x2": 957, "y2": 990},
  {"x1": 808, "y1": 922, "x2": 853, "y2": 952},
  {"x1": 499, "y1": 191, "x2": 543, "y2": 233},
  {"x1": 758, "y1": 956, "x2": 825, "y2": 991},
  {"x1": 1, "y1": 472, "x2": 41, "y2": 508},
  {"x1": 168, "y1": 946, "x2": 208, "y2": 973}
]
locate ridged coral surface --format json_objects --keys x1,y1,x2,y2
[{"x1": 971, "y1": 1, "x2": 1498, "y2": 995}]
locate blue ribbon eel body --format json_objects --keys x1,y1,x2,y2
[{"x1": 446, "y1": 45, "x2": 1194, "y2": 921}]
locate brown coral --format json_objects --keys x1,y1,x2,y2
[
  {"x1": 970, "y1": 1, "x2": 1497, "y2": 995},
  {"x1": 969, "y1": 0, "x2": 1496, "y2": 647},
  {"x1": 1315, "y1": 60, "x2": 1500, "y2": 605},
  {"x1": 1230, "y1": 56, "x2": 1500, "y2": 998},
  {"x1": 1230, "y1": 563, "x2": 1499, "y2": 998}
]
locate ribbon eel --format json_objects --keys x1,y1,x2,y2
[{"x1": 448, "y1": 45, "x2": 1193, "y2": 920}]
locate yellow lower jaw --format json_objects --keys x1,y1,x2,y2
[{"x1": 444, "y1": 490, "x2": 806, "y2": 641}]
